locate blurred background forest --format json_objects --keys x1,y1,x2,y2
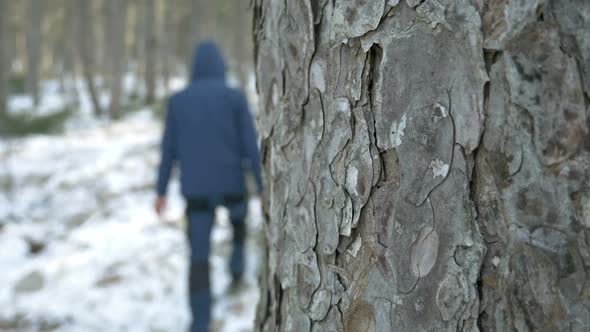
[
  {"x1": 0, "y1": 0, "x2": 254, "y2": 132},
  {"x1": 0, "y1": 1, "x2": 261, "y2": 331}
]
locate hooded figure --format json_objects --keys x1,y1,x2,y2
[{"x1": 155, "y1": 41, "x2": 262, "y2": 332}]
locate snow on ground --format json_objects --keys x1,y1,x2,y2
[{"x1": 0, "y1": 110, "x2": 262, "y2": 332}]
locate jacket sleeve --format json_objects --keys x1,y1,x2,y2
[
  {"x1": 156, "y1": 101, "x2": 177, "y2": 196},
  {"x1": 236, "y1": 91, "x2": 263, "y2": 193}
]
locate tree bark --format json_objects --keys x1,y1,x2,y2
[
  {"x1": 144, "y1": 0, "x2": 157, "y2": 104},
  {"x1": 26, "y1": 0, "x2": 43, "y2": 106},
  {"x1": 254, "y1": 0, "x2": 590, "y2": 331},
  {"x1": 75, "y1": 0, "x2": 103, "y2": 116},
  {"x1": 105, "y1": 0, "x2": 128, "y2": 118}
]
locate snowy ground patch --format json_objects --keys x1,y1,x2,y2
[{"x1": 0, "y1": 111, "x2": 262, "y2": 332}]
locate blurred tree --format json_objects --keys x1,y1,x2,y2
[
  {"x1": 131, "y1": 0, "x2": 145, "y2": 91},
  {"x1": 144, "y1": 0, "x2": 157, "y2": 104},
  {"x1": 75, "y1": 0, "x2": 103, "y2": 116},
  {"x1": 160, "y1": 0, "x2": 174, "y2": 93},
  {"x1": 101, "y1": 1, "x2": 114, "y2": 91},
  {"x1": 26, "y1": 0, "x2": 43, "y2": 106},
  {"x1": 61, "y1": 0, "x2": 79, "y2": 105},
  {"x1": 1, "y1": 0, "x2": 255, "y2": 119},
  {"x1": 105, "y1": 0, "x2": 128, "y2": 118},
  {"x1": 0, "y1": 0, "x2": 6, "y2": 115},
  {"x1": 186, "y1": 0, "x2": 202, "y2": 75},
  {"x1": 229, "y1": 0, "x2": 253, "y2": 86}
]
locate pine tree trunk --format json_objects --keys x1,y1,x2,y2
[
  {"x1": 75, "y1": 0, "x2": 103, "y2": 116},
  {"x1": 254, "y1": 0, "x2": 590, "y2": 331},
  {"x1": 144, "y1": 0, "x2": 157, "y2": 104},
  {"x1": 26, "y1": 0, "x2": 43, "y2": 106}
]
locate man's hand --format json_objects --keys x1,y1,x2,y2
[{"x1": 155, "y1": 196, "x2": 167, "y2": 216}]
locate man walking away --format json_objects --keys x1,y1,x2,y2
[{"x1": 154, "y1": 41, "x2": 262, "y2": 332}]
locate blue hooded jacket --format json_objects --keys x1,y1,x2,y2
[{"x1": 156, "y1": 42, "x2": 262, "y2": 198}]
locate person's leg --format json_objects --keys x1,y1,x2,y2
[
  {"x1": 187, "y1": 207, "x2": 215, "y2": 332},
  {"x1": 227, "y1": 199, "x2": 247, "y2": 283}
]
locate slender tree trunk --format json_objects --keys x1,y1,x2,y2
[
  {"x1": 231, "y1": 0, "x2": 252, "y2": 87},
  {"x1": 133, "y1": 0, "x2": 145, "y2": 95},
  {"x1": 186, "y1": 0, "x2": 200, "y2": 73},
  {"x1": 144, "y1": 0, "x2": 157, "y2": 104},
  {"x1": 185, "y1": 0, "x2": 212, "y2": 74},
  {"x1": 0, "y1": 0, "x2": 7, "y2": 116},
  {"x1": 160, "y1": 0, "x2": 173, "y2": 94},
  {"x1": 101, "y1": 1, "x2": 112, "y2": 91},
  {"x1": 63, "y1": 0, "x2": 78, "y2": 105},
  {"x1": 26, "y1": 0, "x2": 43, "y2": 106},
  {"x1": 75, "y1": 0, "x2": 102, "y2": 116},
  {"x1": 5, "y1": 1, "x2": 16, "y2": 80},
  {"x1": 254, "y1": 0, "x2": 590, "y2": 331},
  {"x1": 105, "y1": 0, "x2": 128, "y2": 118}
]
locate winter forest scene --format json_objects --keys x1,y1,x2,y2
[{"x1": 1, "y1": 0, "x2": 589, "y2": 332}]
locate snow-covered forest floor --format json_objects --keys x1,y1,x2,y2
[{"x1": 0, "y1": 109, "x2": 263, "y2": 332}]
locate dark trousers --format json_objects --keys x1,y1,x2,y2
[{"x1": 186, "y1": 195, "x2": 247, "y2": 332}]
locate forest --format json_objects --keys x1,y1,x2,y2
[
  {"x1": 0, "y1": 0, "x2": 253, "y2": 128},
  {"x1": 1, "y1": 1, "x2": 260, "y2": 331}
]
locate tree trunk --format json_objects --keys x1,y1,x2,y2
[
  {"x1": 26, "y1": 0, "x2": 43, "y2": 106},
  {"x1": 101, "y1": 1, "x2": 113, "y2": 91},
  {"x1": 160, "y1": 0, "x2": 173, "y2": 94},
  {"x1": 185, "y1": 0, "x2": 213, "y2": 74},
  {"x1": 0, "y1": 0, "x2": 7, "y2": 116},
  {"x1": 144, "y1": 0, "x2": 157, "y2": 104},
  {"x1": 133, "y1": 0, "x2": 145, "y2": 95},
  {"x1": 186, "y1": 0, "x2": 200, "y2": 73},
  {"x1": 230, "y1": 0, "x2": 252, "y2": 87},
  {"x1": 62, "y1": 0, "x2": 79, "y2": 106},
  {"x1": 75, "y1": 0, "x2": 103, "y2": 116},
  {"x1": 254, "y1": 1, "x2": 590, "y2": 331},
  {"x1": 105, "y1": 0, "x2": 128, "y2": 118}
]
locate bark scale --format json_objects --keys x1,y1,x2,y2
[{"x1": 254, "y1": 0, "x2": 590, "y2": 331}]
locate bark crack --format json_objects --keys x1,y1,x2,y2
[
  {"x1": 397, "y1": 196, "x2": 438, "y2": 294},
  {"x1": 412, "y1": 87, "x2": 456, "y2": 209}
]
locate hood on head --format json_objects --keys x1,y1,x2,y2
[{"x1": 191, "y1": 41, "x2": 226, "y2": 82}]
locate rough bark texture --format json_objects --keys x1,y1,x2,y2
[{"x1": 254, "y1": 0, "x2": 590, "y2": 331}]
